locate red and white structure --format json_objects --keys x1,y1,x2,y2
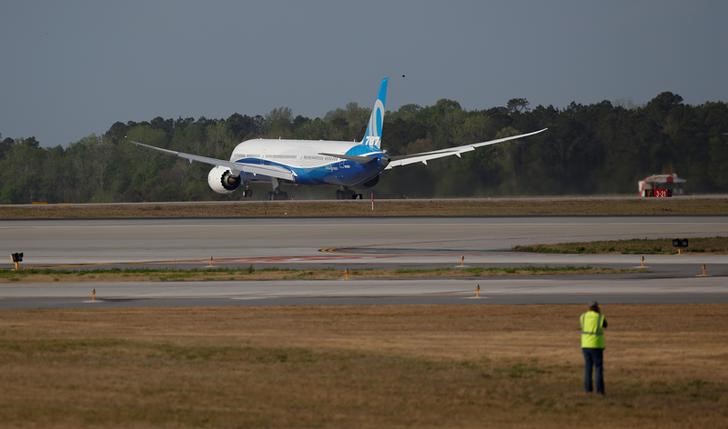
[{"x1": 638, "y1": 173, "x2": 686, "y2": 198}]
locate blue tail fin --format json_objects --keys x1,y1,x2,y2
[{"x1": 361, "y1": 77, "x2": 388, "y2": 149}]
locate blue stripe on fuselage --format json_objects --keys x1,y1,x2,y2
[{"x1": 235, "y1": 154, "x2": 386, "y2": 186}]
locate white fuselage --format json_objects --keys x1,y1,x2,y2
[
  {"x1": 229, "y1": 138, "x2": 386, "y2": 186},
  {"x1": 230, "y1": 139, "x2": 359, "y2": 168}
]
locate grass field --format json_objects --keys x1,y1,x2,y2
[
  {"x1": 513, "y1": 236, "x2": 728, "y2": 255},
  {"x1": 1, "y1": 305, "x2": 726, "y2": 428},
  {"x1": 2, "y1": 196, "x2": 727, "y2": 219},
  {"x1": 0, "y1": 266, "x2": 631, "y2": 283}
]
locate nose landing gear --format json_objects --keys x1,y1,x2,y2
[{"x1": 267, "y1": 190, "x2": 289, "y2": 200}]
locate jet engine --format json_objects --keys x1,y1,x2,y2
[{"x1": 207, "y1": 166, "x2": 241, "y2": 194}]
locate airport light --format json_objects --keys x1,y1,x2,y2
[
  {"x1": 10, "y1": 252, "x2": 23, "y2": 271},
  {"x1": 672, "y1": 239, "x2": 689, "y2": 255},
  {"x1": 672, "y1": 239, "x2": 689, "y2": 248}
]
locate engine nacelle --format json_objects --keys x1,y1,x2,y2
[{"x1": 208, "y1": 166, "x2": 241, "y2": 194}]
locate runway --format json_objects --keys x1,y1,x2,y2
[
  {"x1": 1, "y1": 277, "x2": 726, "y2": 308},
  {"x1": 1, "y1": 216, "x2": 727, "y2": 308},
  {"x1": 2, "y1": 217, "x2": 727, "y2": 265}
]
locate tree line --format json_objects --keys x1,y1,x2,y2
[{"x1": 1, "y1": 92, "x2": 727, "y2": 203}]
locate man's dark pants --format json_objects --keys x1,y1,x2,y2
[{"x1": 582, "y1": 348, "x2": 605, "y2": 394}]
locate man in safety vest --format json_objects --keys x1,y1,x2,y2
[{"x1": 580, "y1": 301, "x2": 608, "y2": 395}]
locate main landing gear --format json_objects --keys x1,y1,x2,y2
[
  {"x1": 336, "y1": 187, "x2": 363, "y2": 200},
  {"x1": 267, "y1": 178, "x2": 290, "y2": 200}
]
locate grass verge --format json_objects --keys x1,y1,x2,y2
[
  {"x1": 2, "y1": 197, "x2": 728, "y2": 219},
  {"x1": 0, "y1": 304, "x2": 726, "y2": 428},
  {"x1": 513, "y1": 236, "x2": 728, "y2": 254},
  {"x1": 0, "y1": 265, "x2": 629, "y2": 283}
]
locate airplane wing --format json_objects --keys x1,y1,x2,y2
[
  {"x1": 385, "y1": 128, "x2": 547, "y2": 169},
  {"x1": 129, "y1": 140, "x2": 296, "y2": 181}
]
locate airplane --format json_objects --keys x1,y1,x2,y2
[{"x1": 130, "y1": 77, "x2": 547, "y2": 200}]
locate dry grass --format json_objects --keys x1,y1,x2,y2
[
  {"x1": 0, "y1": 266, "x2": 629, "y2": 283},
  {"x1": 1, "y1": 197, "x2": 727, "y2": 219},
  {"x1": 514, "y1": 236, "x2": 728, "y2": 255},
  {"x1": 0, "y1": 305, "x2": 726, "y2": 428}
]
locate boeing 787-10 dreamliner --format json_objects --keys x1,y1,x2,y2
[{"x1": 131, "y1": 78, "x2": 547, "y2": 199}]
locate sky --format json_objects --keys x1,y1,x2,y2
[{"x1": 1, "y1": 0, "x2": 727, "y2": 147}]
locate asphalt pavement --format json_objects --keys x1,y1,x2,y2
[{"x1": 1, "y1": 216, "x2": 726, "y2": 308}]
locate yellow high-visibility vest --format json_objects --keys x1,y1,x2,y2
[{"x1": 580, "y1": 310, "x2": 605, "y2": 349}]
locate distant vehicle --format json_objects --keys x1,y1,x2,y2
[
  {"x1": 131, "y1": 78, "x2": 547, "y2": 200},
  {"x1": 638, "y1": 173, "x2": 686, "y2": 197}
]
